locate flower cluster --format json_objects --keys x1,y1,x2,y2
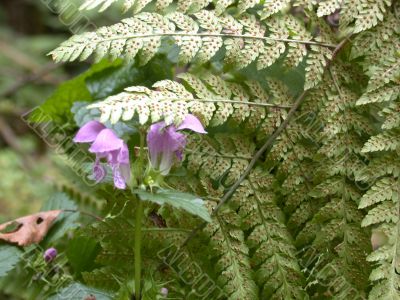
[
  {"x1": 74, "y1": 114, "x2": 206, "y2": 188},
  {"x1": 74, "y1": 121, "x2": 130, "y2": 189},
  {"x1": 147, "y1": 114, "x2": 207, "y2": 175}
]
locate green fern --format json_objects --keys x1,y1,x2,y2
[{"x1": 41, "y1": 0, "x2": 400, "y2": 298}]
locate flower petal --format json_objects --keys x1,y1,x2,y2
[
  {"x1": 89, "y1": 129, "x2": 124, "y2": 153},
  {"x1": 93, "y1": 157, "x2": 107, "y2": 183},
  {"x1": 159, "y1": 148, "x2": 174, "y2": 175},
  {"x1": 118, "y1": 143, "x2": 131, "y2": 184},
  {"x1": 176, "y1": 114, "x2": 207, "y2": 134},
  {"x1": 118, "y1": 143, "x2": 130, "y2": 165},
  {"x1": 112, "y1": 165, "x2": 126, "y2": 189},
  {"x1": 147, "y1": 123, "x2": 185, "y2": 173},
  {"x1": 119, "y1": 163, "x2": 131, "y2": 184},
  {"x1": 105, "y1": 143, "x2": 130, "y2": 189},
  {"x1": 73, "y1": 121, "x2": 106, "y2": 143}
]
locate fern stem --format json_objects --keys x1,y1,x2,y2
[
  {"x1": 102, "y1": 32, "x2": 337, "y2": 48},
  {"x1": 142, "y1": 97, "x2": 292, "y2": 109},
  {"x1": 182, "y1": 90, "x2": 308, "y2": 246}
]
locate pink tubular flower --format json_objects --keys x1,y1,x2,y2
[
  {"x1": 44, "y1": 247, "x2": 57, "y2": 263},
  {"x1": 147, "y1": 114, "x2": 207, "y2": 175},
  {"x1": 73, "y1": 121, "x2": 130, "y2": 189}
]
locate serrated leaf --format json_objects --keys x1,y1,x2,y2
[
  {"x1": 41, "y1": 193, "x2": 79, "y2": 244},
  {"x1": 0, "y1": 245, "x2": 22, "y2": 277},
  {"x1": 134, "y1": 189, "x2": 211, "y2": 222},
  {"x1": 48, "y1": 283, "x2": 113, "y2": 300}
]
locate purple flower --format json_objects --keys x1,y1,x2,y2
[
  {"x1": 147, "y1": 114, "x2": 206, "y2": 175},
  {"x1": 44, "y1": 247, "x2": 57, "y2": 262},
  {"x1": 74, "y1": 121, "x2": 131, "y2": 189}
]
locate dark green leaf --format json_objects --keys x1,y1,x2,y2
[
  {"x1": 41, "y1": 192, "x2": 79, "y2": 244},
  {"x1": 66, "y1": 236, "x2": 100, "y2": 275},
  {"x1": 48, "y1": 283, "x2": 113, "y2": 300},
  {"x1": 35, "y1": 60, "x2": 122, "y2": 123},
  {"x1": 0, "y1": 245, "x2": 22, "y2": 277},
  {"x1": 134, "y1": 189, "x2": 211, "y2": 222},
  {"x1": 85, "y1": 63, "x2": 139, "y2": 99}
]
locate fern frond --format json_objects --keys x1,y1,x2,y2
[
  {"x1": 80, "y1": 0, "x2": 212, "y2": 14},
  {"x1": 204, "y1": 208, "x2": 258, "y2": 299},
  {"x1": 49, "y1": 11, "x2": 335, "y2": 71},
  {"x1": 356, "y1": 85, "x2": 400, "y2": 105},
  {"x1": 361, "y1": 130, "x2": 400, "y2": 153},
  {"x1": 381, "y1": 101, "x2": 400, "y2": 130},
  {"x1": 359, "y1": 177, "x2": 399, "y2": 209},
  {"x1": 290, "y1": 69, "x2": 372, "y2": 297},
  {"x1": 241, "y1": 170, "x2": 307, "y2": 299},
  {"x1": 316, "y1": 0, "x2": 342, "y2": 17},
  {"x1": 83, "y1": 267, "x2": 123, "y2": 292},
  {"x1": 237, "y1": 0, "x2": 291, "y2": 19},
  {"x1": 86, "y1": 73, "x2": 293, "y2": 131},
  {"x1": 353, "y1": 0, "x2": 392, "y2": 33}
]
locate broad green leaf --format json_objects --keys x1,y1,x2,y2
[
  {"x1": 71, "y1": 101, "x2": 136, "y2": 136},
  {"x1": 85, "y1": 62, "x2": 140, "y2": 99},
  {"x1": 35, "y1": 60, "x2": 122, "y2": 123},
  {"x1": 0, "y1": 245, "x2": 22, "y2": 277},
  {"x1": 134, "y1": 189, "x2": 211, "y2": 222},
  {"x1": 66, "y1": 236, "x2": 100, "y2": 276},
  {"x1": 85, "y1": 55, "x2": 174, "y2": 100},
  {"x1": 41, "y1": 192, "x2": 79, "y2": 244},
  {"x1": 48, "y1": 283, "x2": 113, "y2": 300}
]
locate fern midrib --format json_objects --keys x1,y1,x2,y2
[
  {"x1": 93, "y1": 32, "x2": 337, "y2": 48},
  {"x1": 108, "y1": 97, "x2": 293, "y2": 109},
  {"x1": 216, "y1": 214, "x2": 252, "y2": 297},
  {"x1": 249, "y1": 180, "x2": 293, "y2": 294}
]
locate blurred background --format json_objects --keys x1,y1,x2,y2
[
  {"x1": 0, "y1": 3, "x2": 118, "y2": 298},
  {"x1": 0, "y1": 0, "x2": 121, "y2": 223}
]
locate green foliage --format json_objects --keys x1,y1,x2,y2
[
  {"x1": 4, "y1": 0, "x2": 400, "y2": 299},
  {"x1": 135, "y1": 189, "x2": 211, "y2": 222},
  {"x1": 0, "y1": 246, "x2": 22, "y2": 277},
  {"x1": 48, "y1": 283, "x2": 113, "y2": 299},
  {"x1": 351, "y1": 9, "x2": 400, "y2": 298}
]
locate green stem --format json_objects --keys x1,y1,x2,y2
[
  {"x1": 134, "y1": 197, "x2": 143, "y2": 299},
  {"x1": 134, "y1": 130, "x2": 146, "y2": 299},
  {"x1": 137, "y1": 130, "x2": 146, "y2": 181}
]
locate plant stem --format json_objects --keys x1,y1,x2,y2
[
  {"x1": 134, "y1": 197, "x2": 143, "y2": 299},
  {"x1": 134, "y1": 130, "x2": 146, "y2": 299},
  {"x1": 137, "y1": 130, "x2": 146, "y2": 180}
]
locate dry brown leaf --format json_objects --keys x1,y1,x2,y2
[{"x1": 0, "y1": 210, "x2": 62, "y2": 246}]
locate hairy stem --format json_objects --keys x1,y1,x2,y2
[
  {"x1": 134, "y1": 198, "x2": 143, "y2": 298},
  {"x1": 134, "y1": 131, "x2": 146, "y2": 298}
]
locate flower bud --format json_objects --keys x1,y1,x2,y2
[{"x1": 44, "y1": 247, "x2": 57, "y2": 262}]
